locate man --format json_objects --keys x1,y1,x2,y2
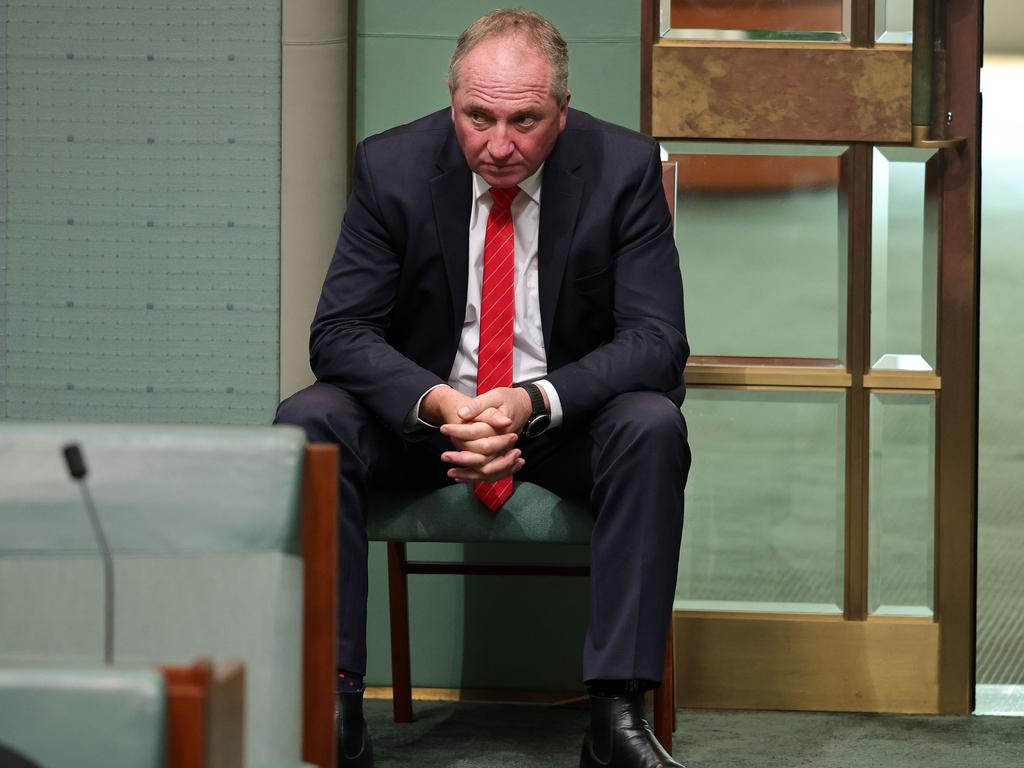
[{"x1": 276, "y1": 9, "x2": 691, "y2": 767}]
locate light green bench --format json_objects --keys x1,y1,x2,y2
[
  {"x1": 0, "y1": 666, "x2": 166, "y2": 768},
  {"x1": 0, "y1": 422, "x2": 338, "y2": 768}
]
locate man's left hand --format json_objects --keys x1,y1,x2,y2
[
  {"x1": 453, "y1": 387, "x2": 535, "y2": 436},
  {"x1": 438, "y1": 388, "x2": 536, "y2": 484}
]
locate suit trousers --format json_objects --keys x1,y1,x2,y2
[{"x1": 275, "y1": 382, "x2": 690, "y2": 683}]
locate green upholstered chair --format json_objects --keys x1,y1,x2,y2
[
  {"x1": 0, "y1": 423, "x2": 339, "y2": 768},
  {"x1": 367, "y1": 160, "x2": 681, "y2": 753},
  {"x1": 368, "y1": 485, "x2": 677, "y2": 749},
  {"x1": 0, "y1": 666, "x2": 167, "y2": 768}
]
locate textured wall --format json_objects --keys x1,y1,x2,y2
[
  {"x1": 1, "y1": 3, "x2": 8, "y2": 419},
  {"x1": 2, "y1": 1, "x2": 280, "y2": 424}
]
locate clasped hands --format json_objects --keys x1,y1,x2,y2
[{"x1": 420, "y1": 385, "x2": 539, "y2": 484}]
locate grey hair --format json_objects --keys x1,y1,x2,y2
[{"x1": 448, "y1": 9, "x2": 569, "y2": 105}]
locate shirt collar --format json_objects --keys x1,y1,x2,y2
[{"x1": 472, "y1": 163, "x2": 544, "y2": 206}]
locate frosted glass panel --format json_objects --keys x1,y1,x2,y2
[
  {"x1": 875, "y1": 0, "x2": 914, "y2": 43},
  {"x1": 870, "y1": 147, "x2": 939, "y2": 372},
  {"x1": 677, "y1": 389, "x2": 845, "y2": 613},
  {"x1": 665, "y1": 142, "x2": 847, "y2": 360},
  {"x1": 869, "y1": 393, "x2": 936, "y2": 617},
  {"x1": 661, "y1": 0, "x2": 850, "y2": 41}
]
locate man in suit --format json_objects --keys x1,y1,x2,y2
[{"x1": 276, "y1": 9, "x2": 691, "y2": 767}]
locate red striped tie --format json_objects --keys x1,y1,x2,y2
[{"x1": 474, "y1": 186, "x2": 520, "y2": 512}]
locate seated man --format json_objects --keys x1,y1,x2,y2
[{"x1": 276, "y1": 9, "x2": 691, "y2": 768}]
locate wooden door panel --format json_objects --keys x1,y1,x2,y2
[{"x1": 652, "y1": 43, "x2": 912, "y2": 141}]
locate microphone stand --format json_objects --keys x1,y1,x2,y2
[{"x1": 63, "y1": 444, "x2": 114, "y2": 665}]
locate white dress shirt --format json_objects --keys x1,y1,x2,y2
[{"x1": 410, "y1": 164, "x2": 563, "y2": 430}]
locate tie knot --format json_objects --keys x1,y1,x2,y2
[{"x1": 489, "y1": 186, "x2": 520, "y2": 212}]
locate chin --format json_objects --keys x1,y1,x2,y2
[
  {"x1": 475, "y1": 163, "x2": 528, "y2": 188},
  {"x1": 483, "y1": 170, "x2": 526, "y2": 188}
]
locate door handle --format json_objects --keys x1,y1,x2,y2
[{"x1": 911, "y1": 0, "x2": 965, "y2": 148}]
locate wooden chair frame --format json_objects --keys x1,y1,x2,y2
[
  {"x1": 386, "y1": 542, "x2": 677, "y2": 751},
  {"x1": 161, "y1": 659, "x2": 244, "y2": 768},
  {"x1": 300, "y1": 444, "x2": 341, "y2": 768}
]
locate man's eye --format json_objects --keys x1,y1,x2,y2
[
  {"x1": 470, "y1": 112, "x2": 487, "y2": 124},
  {"x1": 517, "y1": 116, "x2": 536, "y2": 127}
]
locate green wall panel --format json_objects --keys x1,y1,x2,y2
[
  {"x1": 2, "y1": 1, "x2": 280, "y2": 424},
  {"x1": 360, "y1": 0, "x2": 637, "y2": 37},
  {"x1": 356, "y1": 36, "x2": 453, "y2": 140},
  {"x1": 356, "y1": 0, "x2": 639, "y2": 140},
  {"x1": 356, "y1": 0, "x2": 640, "y2": 692}
]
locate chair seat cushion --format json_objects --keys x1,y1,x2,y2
[{"x1": 367, "y1": 482, "x2": 593, "y2": 544}]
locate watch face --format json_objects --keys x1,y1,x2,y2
[{"x1": 525, "y1": 413, "x2": 551, "y2": 438}]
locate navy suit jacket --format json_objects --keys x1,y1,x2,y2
[{"x1": 310, "y1": 108, "x2": 688, "y2": 434}]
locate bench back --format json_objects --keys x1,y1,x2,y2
[{"x1": 0, "y1": 422, "x2": 308, "y2": 768}]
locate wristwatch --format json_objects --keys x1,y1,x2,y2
[{"x1": 516, "y1": 382, "x2": 551, "y2": 438}]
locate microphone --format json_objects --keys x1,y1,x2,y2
[{"x1": 62, "y1": 443, "x2": 115, "y2": 665}]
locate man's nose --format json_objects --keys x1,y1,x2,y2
[{"x1": 486, "y1": 127, "x2": 514, "y2": 159}]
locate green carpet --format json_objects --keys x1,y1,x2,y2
[{"x1": 366, "y1": 699, "x2": 1024, "y2": 768}]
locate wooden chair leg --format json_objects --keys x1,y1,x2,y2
[
  {"x1": 653, "y1": 622, "x2": 675, "y2": 754},
  {"x1": 386, "y1": 542, "x2": 414, "y2": 723},
  {"x1": 669, "y1": 621, "x2": 677, "y2": 732}
]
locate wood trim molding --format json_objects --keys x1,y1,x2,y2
[
  {"x1": 935, "y1": 0, "x2": 981, "y2": 716},
  {"x1": 844, "y1": 143, "x2": 869, "y2": 621},
  {"x1": 674, "y1": 613, "x2": 940, "y2": 713},
  {"x1": 302, "y1": 444, "x2": 339, "y2": 768},
  {"x1": 162, "y1": 660, "x2": 245, "y2": 768},
  {"x1": 862, "y1": 371, "x2": 942, "y2": 391},
  {"x1": 686, "y1": 364, "x2": 852, "y2": 388},
  {"x1": 162, "y1": 661, "x2": 212, "y2": 768},
  {"x1": 641, "y1": 0, "x2": 658, "y2": 135},
  {"x1": 363, "y1": 685, "x2": 589, "y2": 707}
]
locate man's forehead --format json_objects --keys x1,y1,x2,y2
[
  {"x1": 457, "y1": 89, "x2": 551, "y2": 111},
  {"x1": 454, "y1": 69, "x2": 554, "y2": 110},
  {"x1": 459, "y1": 36, "x2": 550, "y2": 81}
]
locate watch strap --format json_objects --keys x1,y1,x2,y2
[{"x1": 517, "y1": 382, "x2": 547, "y2": 419}]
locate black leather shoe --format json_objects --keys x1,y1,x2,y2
[
  {"x1": 580, "y1": 692, "x2": 684, "y2": 768},
  {"x1": 336, "y1": 688, "x2": 374, "y2": 767}
]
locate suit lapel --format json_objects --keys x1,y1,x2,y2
[
  {"x1": 429, "y1": 125, "x2": 473, "y2": 343},
  {"x1": 538, "y1": 138, "x2": 584, "y2": 354}
]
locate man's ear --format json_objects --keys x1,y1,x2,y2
[{"x1": 558, "y1": 91, "x2": 571, "y2": 133}]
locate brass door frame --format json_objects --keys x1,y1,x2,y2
[{"x1": 643, "y1": 0, "x2": 980, "y2": 714}]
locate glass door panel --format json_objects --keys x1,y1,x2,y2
[
  {"x1": 870, "y1": 148, "x2": 939, "y2": 372},
  {"x1": 868, "y1": 392, "x2": 936, "y2": 617},
  {"x1": 875, "y1": 0, "x2": 914, "y2": 43},
  {"x1": 678, "y1": 388, "x2": 845, "y2": 614},
  {"x1": 665, "y1": 143, "x2": 847, "y2": 360}
]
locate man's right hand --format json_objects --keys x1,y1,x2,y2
[{"x1": 420, "y1": 386, "x2": 524, "y2": 482}]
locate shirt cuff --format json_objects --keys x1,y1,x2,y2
[
  {"x1": 403, "y1": 383, "x2": 447, "y2": 434},
  {"x1": 534, "y1": 379, "x2": 563, "y2": 430}
]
